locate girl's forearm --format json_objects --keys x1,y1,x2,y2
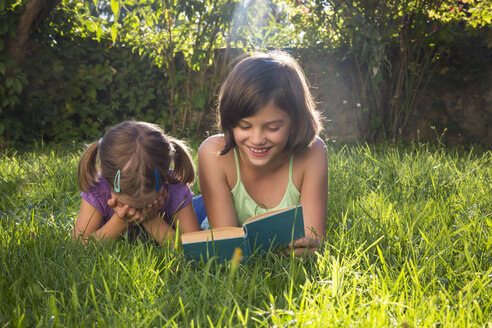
[
  {"x1": 89, "y1": 214, "x2": 129, "y2": 241},
  {"x1": 142, "y1": 215, "x2": 176, "y2": 246}
]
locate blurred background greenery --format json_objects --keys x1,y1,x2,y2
[{"x1": 1, "y1": 0, "x2": 491, "y2": 146}]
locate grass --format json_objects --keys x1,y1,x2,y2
[{"x1": 0, "y1": 142, "x2": 490, "y2": 327}]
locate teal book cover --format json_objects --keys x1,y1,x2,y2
[{"x1": 181, "y1": 205, "x2": 304, "y2": 262}]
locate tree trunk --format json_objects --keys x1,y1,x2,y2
[{"x1": 6, "y1": 0, "x2": 60, "y2": 65}]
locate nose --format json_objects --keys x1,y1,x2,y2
[{"x1": 250, "y1": 128, "x2": 266, "y2": 145}]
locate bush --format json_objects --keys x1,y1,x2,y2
[{"x1": 13, "y1": 35, "x2": 170, "y2": 142}]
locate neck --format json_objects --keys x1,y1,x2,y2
[{"x1": 238, "y1": 151, "x2": 290, "y2": 178}]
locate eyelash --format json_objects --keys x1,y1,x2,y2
[{"x1": 237, "y1": 125, "x2": 280, "y2": 131}]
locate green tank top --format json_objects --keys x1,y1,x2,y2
[{"x1": 231, "y1": 148, "x2": 301, "y2": 225}]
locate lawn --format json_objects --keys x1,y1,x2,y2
[{"x1": 0, "y1": 142, "x2": 490, "y2": 327}]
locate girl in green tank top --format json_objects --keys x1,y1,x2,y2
[{"x1": 197, "y1": 50, "x2": 328, "y2": 253}]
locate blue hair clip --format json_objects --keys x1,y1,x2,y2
[
  {"x1": 114, "y1": 170, "x2": 121, "y2": 193},
  {"x1": 155, "y1": 168, "x2": 162, "y2": 191}
]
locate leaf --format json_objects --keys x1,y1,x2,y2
[
  {"x1": 110, "y1": 0, "x2": 120, "y2": 19},
  {"x1": 96, "y1": 25, "x2": 102, "y2": 42},
  {"x1": 13, "y1": 78, "x2": 22, "y2": 94},
  {"x1": 87, "y1": 86, "x2": 97, "y2": 99},
  {"x1": 111, "y1": 24, "x2": 117, "y2": 44}
]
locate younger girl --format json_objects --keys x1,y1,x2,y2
[
  {"x1": 198, "y1": 51, "x2": 328, "y2": 253},
  {"x1": 73, "y1": 121, "x2": 200, "y2": 244}
]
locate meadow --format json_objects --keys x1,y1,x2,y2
[{"x1": 0, "y1": 142, "x2": 490, "y2": 327}]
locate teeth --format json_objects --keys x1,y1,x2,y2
[{"x1": 250, "y1": 147, "x2": 267, "y2": 153}]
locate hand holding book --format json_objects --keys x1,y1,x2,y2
[{"x1": 181, "y1": 205, "x2": 304, "y2": 262}]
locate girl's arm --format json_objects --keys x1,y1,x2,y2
[
  {"x1": 73, "y1": 199, "x2": 130, "y2": 242},
  {"x1": 142, "y1": 214, "x2": 175, "y2": 246},
  {"x1": 294, "y1": 137, "x2": 328, "y2": 251},
  {"x1": 198, "y1": 136, "x2": 238, "y2": 228},
  {"x1": 142, "y1": 202, "x2": 199, "y2": 245},
  {"x1": 173, "y1": 202, "x2": 200, "y2": 233}
]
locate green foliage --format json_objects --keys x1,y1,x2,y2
[
  {"x1": 1, "y1": 0, "x2": 491, "y2": 143},
  {"x1": 72, "y1": 0, "x2": 301, "y2": 136},
  {"x1": 89, "y1": 0, "x2": 241, "y2": 136},
  {"x1": 2, "y1": 3, "x2": 172, "y2": 142},
  {"x1": 0, "y1": 1, "x2": 28, "y2": 140}
]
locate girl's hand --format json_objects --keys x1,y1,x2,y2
[
  {"x1": 142, "y1": 191, "x2": 166, "y2": 222},
  {"x1": 285, "y1": 237, "x2": 322, "y2": 256},
  {"x1": 107, "y1": 188, "x2": 167, "y2": 224},
  {"x1": 107, "y1": 198, "x2": 145, "y2": 225},
  {"x1": 142, "y1": 196, "x2": 164, "y2": 221}
]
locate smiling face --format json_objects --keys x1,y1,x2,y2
[{"x1": 232, "y1": 101, "x2": 291, "y2": 169}]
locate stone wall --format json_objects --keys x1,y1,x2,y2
[{"x1": 300, "y1": 53, "x2": 492, "y2": 148}]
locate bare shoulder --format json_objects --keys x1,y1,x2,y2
[
  {"x1": 292, "y1": 137, "x2": 327, "y2": 188},
  {"x1": 296, "y1": 136, "x2": 327, "y2": 164},
  {"x1": 198, "y1": 134, "x2": 235, "y2": 182},
  {"x1": 198, "y1": 135, "x2": 237, "y2": 198},
  {"x1": 311, "y1": 136, "x2": 327, "y2": 155},
  {"x1": 198, "y1": 134, "x2": 226, "y2": 157}
]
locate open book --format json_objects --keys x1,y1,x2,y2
[{"x1": 181, "y1": 205, "x2": 304, "y2": 262}]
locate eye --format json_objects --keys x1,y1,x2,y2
[
  {"x1": 266, "y1": 126, "x2": 281, "y2": 132},
  {"x1": 237, "y1": 122, "x2": 251, "y2": 130}
]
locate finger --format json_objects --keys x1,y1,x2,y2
[
  {"x1": 147, "y1": 201, "x2": 156, "y2": 213},
  {"x1": 293, "y1": 247, "x2": 316, "y2": 256},
  {"x1": 152, "y1": 199, "x2": 160, "y2": 212},
  {"x1": 136, "y1": 215, "x2": 146, "y2": 224},
  {"x1": 107, "y1": 197, "x2": 117, "y2": 208},
  {"x1": 116, "y1": 204, "x2": 130, "y2": 221},
  {"x1": 290, "y1": 237, "x2": 320, "y2": 249},
  {"x1": 137, "y1": 212, "x2": 146, "y2": 224},
  {"x1": 128, "y1": 214, "x2": 139, "y2": 224},
  {"x1": 122, "y1": 205, "x2": 132, "y2": 218},
  {"x1": 134, "y1": 209, "x2": 144, "y2": 220},
  {"x1": 289, "y1": 238, "x2": 306, "y2": 247}
]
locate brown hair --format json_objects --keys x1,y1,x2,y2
[
  {"x1": 78, "y1": 121, "x2": 195, "y2": 205},
  {"x1": 217, "y1": 50, "x2": 321, "y2": 155}
]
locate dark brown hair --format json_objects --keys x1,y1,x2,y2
[
  {"x1": 78, "y1": 121, "x2": 195, "y2": 205},
  {"x1": 218, "y1": 50, "x2": 321, "y2": 155}
]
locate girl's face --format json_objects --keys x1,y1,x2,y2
[{"x1": 232, "y1": 101, "x2": 291, "y2": 169}]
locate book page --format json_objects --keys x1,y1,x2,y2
[
  {"x1": 181, "y1": 227, "x2": 245, "y2": 244},
  {"x1": 243, "y1": 205, "x2": 298, "y2": 225}
]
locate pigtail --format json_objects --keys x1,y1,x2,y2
[
  {"x1": 78, "y1": 140, "x2": 100, "y2": 191},
  {"x1": 169, "y1": 138, "x2": 195, "y2": 185}
]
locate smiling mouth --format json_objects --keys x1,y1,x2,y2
[{"x1": 248, "y1": 146, "x2": 271, "y2": 156}]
